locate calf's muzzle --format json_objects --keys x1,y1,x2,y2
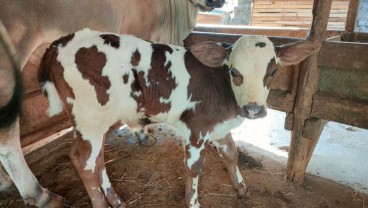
[{"x1": 240, "y1": 103, "x2": 267, "y2": 119}]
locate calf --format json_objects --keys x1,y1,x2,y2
[{"x1": 39, "y1": 28, "x2": 318, "y2": 208}]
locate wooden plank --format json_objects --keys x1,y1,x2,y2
[
  {"x1": 319, "y1": 41, "x2": 368, "y2": 71},
  {"x1": 318, "y1": 66, "x2": 368, "y2": 101},
  {"x1": 252, "y1": 0, "x2": 348, "y2": 29},
  {"x1": 20, "y1": 92, "x2": 71, "y2": 140},
  {"x1": 194, "y1": 26, "x2": 343, "y2": 38},
  {"x1": 267, "y1": 90, "x2": 295, "y2": 112},
  {"x1": 341, "y1": 32, "x2": 368, "y2": 43},
  {"x1": 255, "y1": 0, "x2": 348, "y2": 4},
  {"x1": 345, "y1": 0, "x2": 359, "y2": 32},
  {"x1": 22, "y1": 128, "x2": 73, "y2": 155},
  {"x1": 184, "y1": 31, "x2": 303, "y2": 47},
  {"x1": 311, "y1": 94, "x2": 368, "y2": 129},
  {"x1": 254, "y1": 5, "x2": 314, "y2": 9}
]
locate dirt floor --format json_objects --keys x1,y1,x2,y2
[{"x1": 0, "y1": 128, "x2": 366, "y2": 208}]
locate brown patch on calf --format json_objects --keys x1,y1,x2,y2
[
  {"x1": 130, "y1": 44, "x2": 176, "y2": 115},
  {"x1": 263, "y1": 57, "x2": 277, "y2": 88},
  {"x1": 122, "y1": 74, "x2": 129, "y2": 84},
  {"x1": 100, "y1": 34, "x2": 120, "y2": 48},
  {"x1": 75, "y1": 46, "x2": 110, "y2": 105},
  {"x1": 52, "y1": 33, "x2": 75, "y2": 47},
  {"x1": 70, "y1": 130, "x2": 93, "y2": 168},
  {"x1": 131, "y1": 50, "x2": 141, "y2": 67},
  {"x1": 181, "y1": 51, "x2": 241, "y2": 147},
  {"x1": 39, "y1": 43, "x2": 75, "y2": 111},
  {"x1": 230, "y1": 67, "x2": 244, "y2": 86}
]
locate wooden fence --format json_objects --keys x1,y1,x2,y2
[{"x1": 251, "y1": 0, "x2": 350, "y2": 30}]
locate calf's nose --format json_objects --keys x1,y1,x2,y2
[{"x1": 243, "y1": 103, "x2": 266, "y2": 119}]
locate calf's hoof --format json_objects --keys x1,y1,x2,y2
[
  {"x1": 109, "y1": 195, "x2": 126, "y2": 208},
  {"x1": 0, "y1": 175, "x2": 13, "y2": 191},
  {"x1": 134, "y1": 130, "x2": 157, "y2": 146},
  {"x1": 38, "y1": 189, "x2": 65, "y2": 208},
  {"x1": 237, "y1": 186, "x2": 250, "y2": 198},
  {"x1": 117, "y1": 202, "x2": 126, "y2": 208}
]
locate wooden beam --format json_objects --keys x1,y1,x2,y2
[
  {"x1": 286, "y1": 0, "x2": 332, "y2": 184},
  {"x1": 184, "y1": 31, "x2": 303, "y2": 47},
  {"x1": 267, "y1": 90, "x2": 295, "y2": 112},
  {"x1": 345, "y1": 0, "x2": 359, "y2": 32},
  {"x1": 320, "y1": 39, "x2": 368, "y2": 71},
  {"x1": 303, "y1": 118, "x2": 328, "y2": 166},
  {"x1": 311, "y1": 94, "x2": 368, "y2": 129}
]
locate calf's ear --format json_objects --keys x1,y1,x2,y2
[
  {"x1": 190, "y1": 41, "x2": 230, "y2": 67},
  {"x1": 276, "y1": 41, "x2": 320, "y2": 65}
]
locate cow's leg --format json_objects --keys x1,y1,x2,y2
[
  {"x1": 69, "y1": 131, "x2": 110, "y2": 208},
  {"x1": 0, "y1": 120, "x2": 64, "y2": 207},
  {"x1": 213, "y1": 133, "x2": 248, "y2": 195},
  {"x1": 97, "y1": 135, "x2": 125, "y2": 208},
  {"x1": 184, "y1": 139, "x2": 207, "y2": 208},
  {"x1": 0, "y1": 164, "x2": 12, "y2": 191}
]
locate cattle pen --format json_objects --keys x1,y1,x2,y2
[{"x1": 1, "y1": 0, "x2": 368, "y2": 207}]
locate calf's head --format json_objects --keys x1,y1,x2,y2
[{"x1": 190, "y1": 35, "x2": 319, "y2": 119}]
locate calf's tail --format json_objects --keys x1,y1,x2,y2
[
  {"x1": 38, "y1": 45, "x2": 63, "y2": 117},
  {"x1": 0, "y1": 21, "x2": 23, "y2": 129}
]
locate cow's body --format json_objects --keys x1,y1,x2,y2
[
  {"x1": 0, "y1": 1, "x2": 225, "y2": 207},
  {"x1": 39, "y1": 29, "x2": 319, "y2": 208},
  {"x1": 0, "y1": 0, "x2": 224, "y2": 69}
]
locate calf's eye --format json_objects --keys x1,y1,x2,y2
[
  {"x1": 230, "y1": 67, "x2": 244, "y2": 86},
  {"x1": 271, "y1": 69, "x2": 277, "y2": 76}
]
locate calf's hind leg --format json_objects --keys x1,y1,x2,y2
[
  {"x1": 0, "y1": 163, "x2": 12, "y2": 191},
  {"x1": 213, "y1": 133, "x2": 248, "y2": 196},
  {"x1": 70, "y1": 131, "x2": 126, "y2": 208},
  {"x1": 96, "y1": 135, "x2": 125, "y2": 208}
]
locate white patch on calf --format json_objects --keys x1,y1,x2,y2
[
  {"x1": 186, "y1": 131, "x2": 210, "y2": 169},
  {"x1": 210, "y1": 116, "x2": 244, "y2": 141},
  {"x1": 212, "y1": 141, "x2": 228, "y2": 153},
  {"x1": 101, "y1": 168, "x2": 112, "y2": 194},
  {"x1": 235, "y1": 166, "x2": 245, "y2": 185},
  {"x1": 42, "y1": 81, "x2": 63, "y2": 117},
  {"x1": 189, "y1": 176, "x2": 200, "y2": 208},
  {"x1": 83, "y1": 136, "x2": 103, "y2": 172}
]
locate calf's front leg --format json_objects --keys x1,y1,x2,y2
[
  {"x1": 184, "y1": 140, "x2": 207, "y2": 208},
  {"x1": 69, "y1": 131, "x2": 110, "y2": 208},
  {"x1": 213, "y1": 133, "x2": 248, "y2": 196}
]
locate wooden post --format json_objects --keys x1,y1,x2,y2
[
  {"x1": 345, "y1": 0, "x2": 359, "y2": 32},
  {"x1": 286, "y1": 0, "x2": 332, "y2": 184}
]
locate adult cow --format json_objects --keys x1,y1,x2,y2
[
  {"x1": 39, "y1": 29, "x2": 319, "y2": 208},
  {"x1": 0, "y1": 0, "x2": 225, "y2": 207}
]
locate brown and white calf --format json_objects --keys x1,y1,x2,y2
[
  {"x1": 39, "y1": 29, "x2": 318, "y2": 208},
  {"x1": 1, "y1": 1, "x2": 225, "y2": 207}
]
